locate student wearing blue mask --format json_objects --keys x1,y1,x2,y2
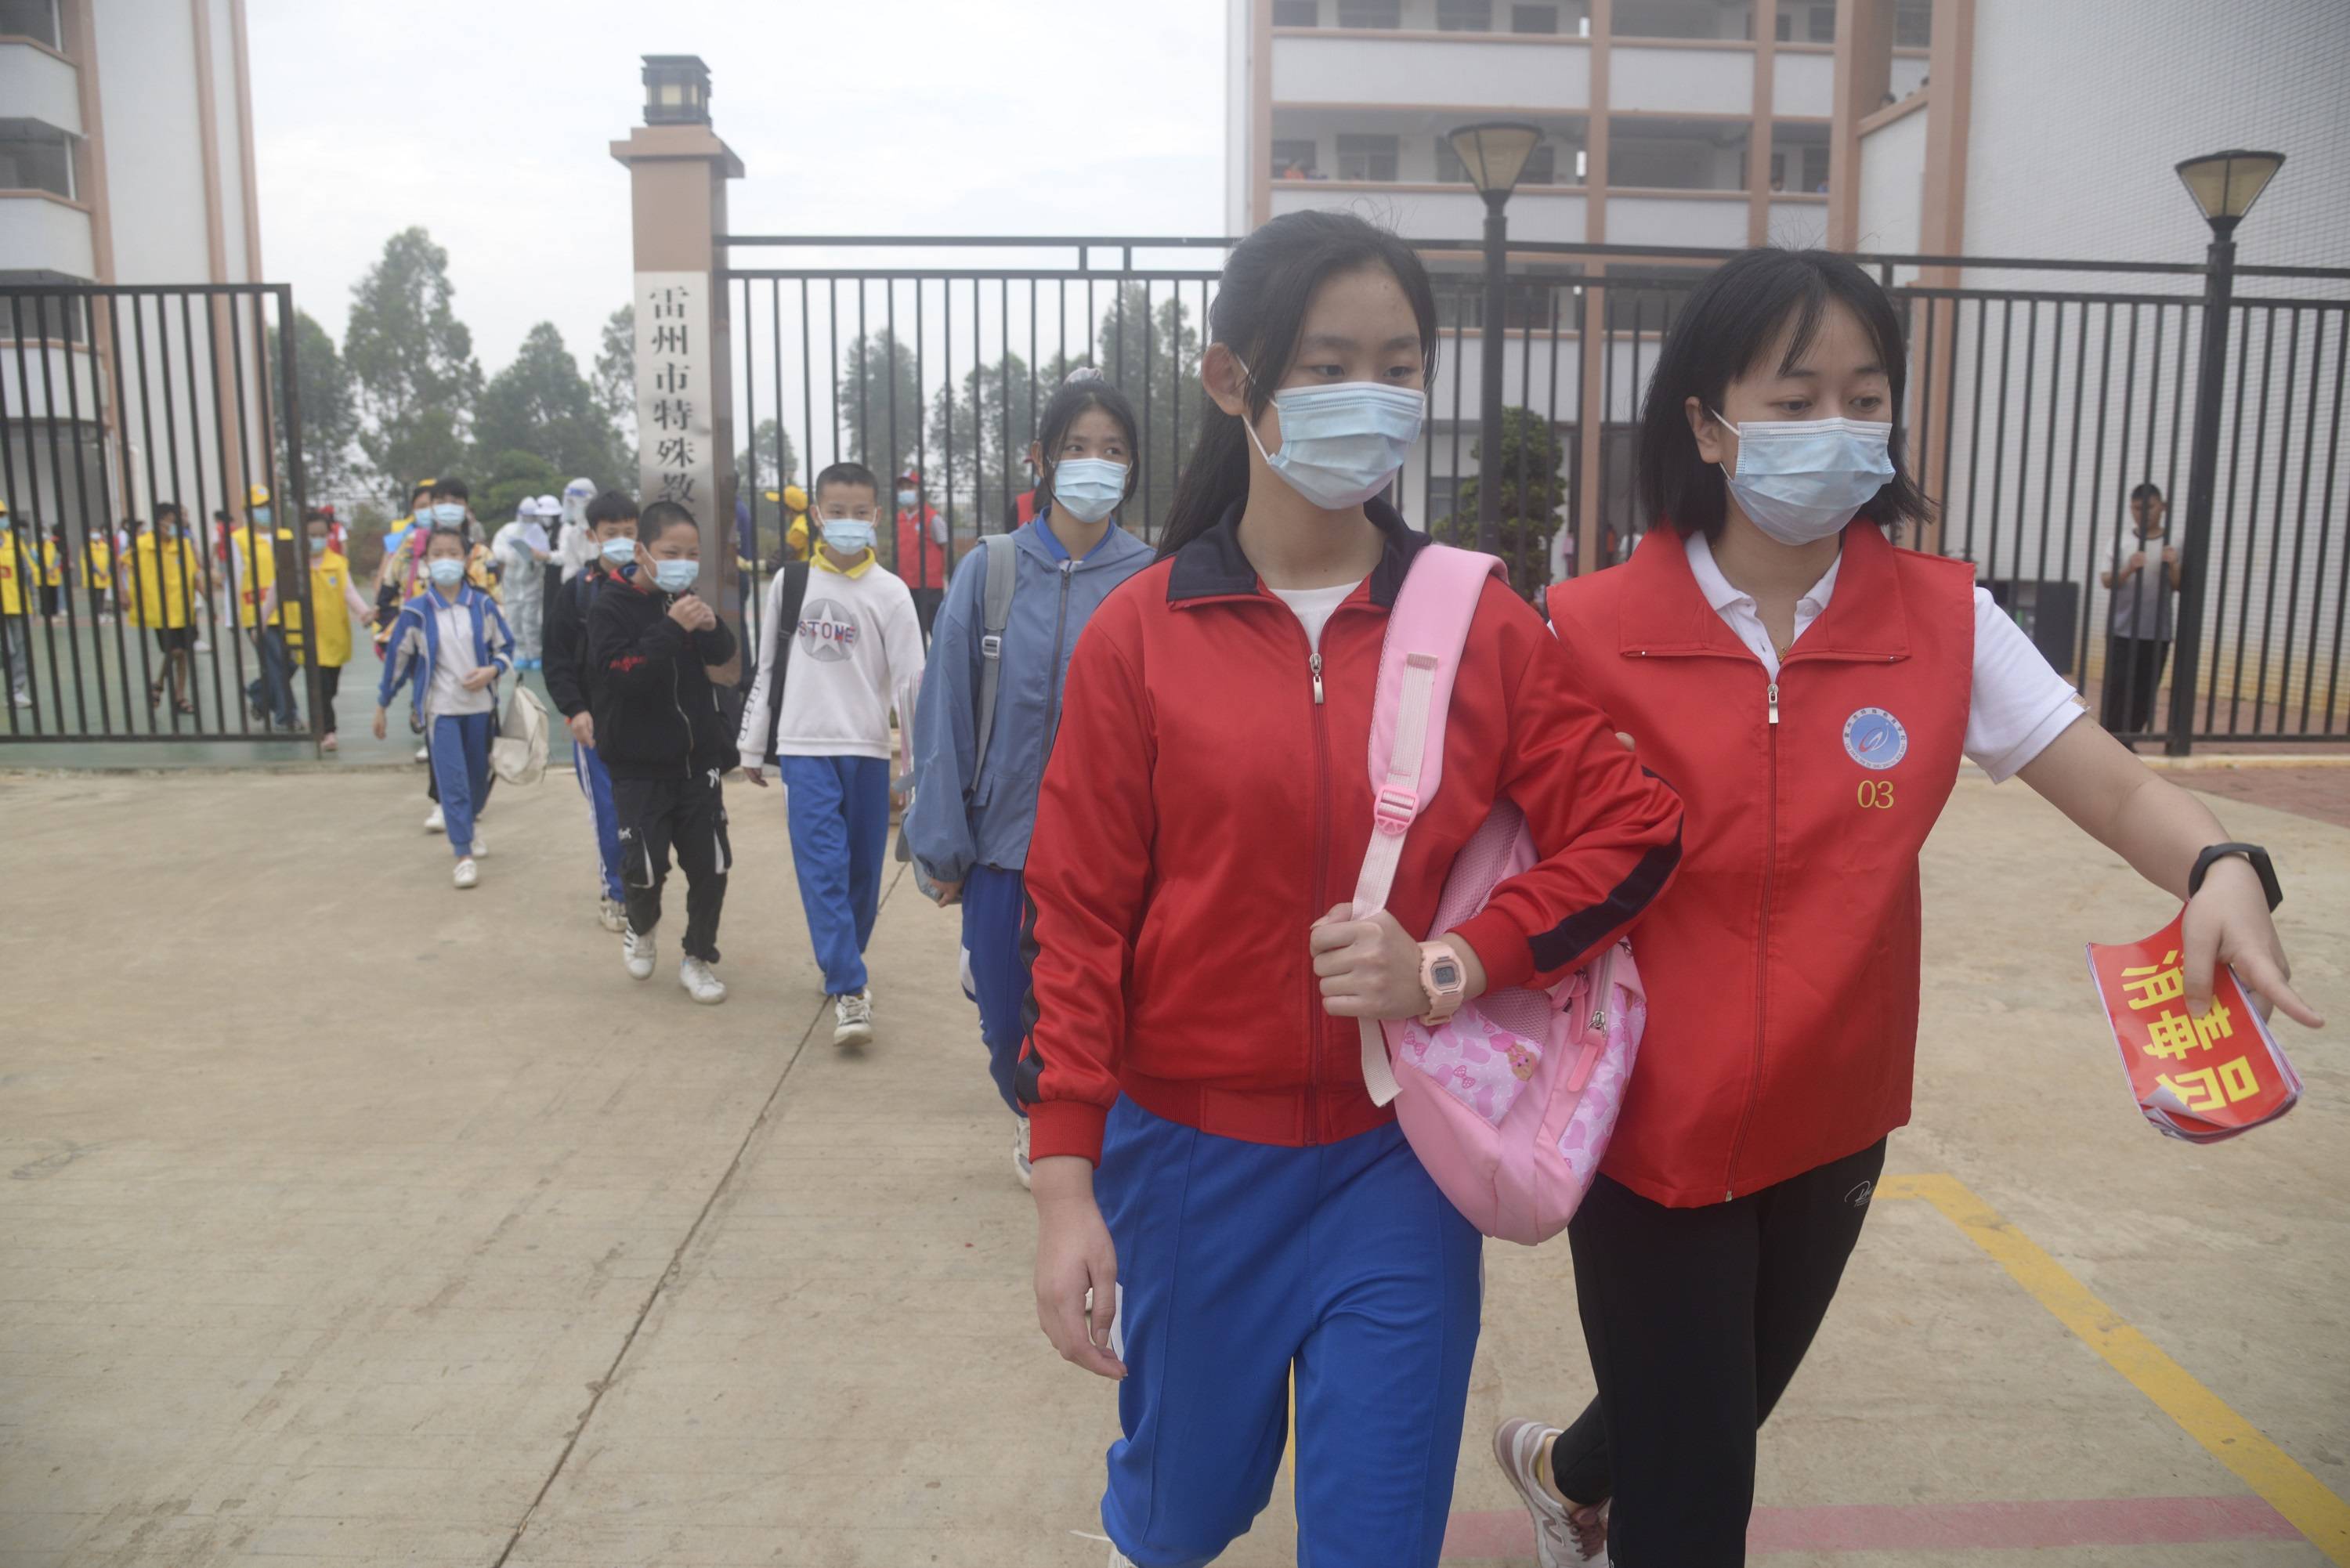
[
  {"x1": 906, "y1": 370, "x2": 1156, "y2": 1187},
  {"x1": 586, "y1": 500, "x2": 739, "y2": 1006},
  {"x1": 738, "y1": 461, "x2": 927, "y2": 1049},
  {"x1": 544, "y1": 490, "x2": 641, "y2": 935},
  {"x1": 374, "y1": 526, "x2": 515, "y2": 891}
]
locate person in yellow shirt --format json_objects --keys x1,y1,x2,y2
[
  {"x1": 37, "y1": 522, "x2": 64, "y2": 620},
  {"x1": 84, "y1": 527, "x2": 117, "y2": 623},
  {"x1": 262, "y1": 507, "x2": 374, "y2": 751},
  {"x1": 0, "y1": 502, "x2": 34, "y2": 708},
  {"x1": 781, "y1": 483, "x2": 812, "y2": 562},
  {"x1": 126, "y1": 503, "x2": 208, "y2": 714},
  {"x1": 229, "y1": 482, "x2": 302, "y2": 729}
]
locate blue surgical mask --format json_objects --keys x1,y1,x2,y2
[
  {"x1": 599, "y1": 537, "x2": 637, "y2": 566},
  {"x1": 1713, "y1": 414, "x2": 1895, "y2": 546},
  {"x1": 1049, "y1": 457, "x2": 1127, "y2": 525},
  {"x1": 820, "y1": 517, "x2": 876, "y2": 555},
  {"x1": 431, "y1": 502, "x2": 465, "y2": 526},
  {"x1": 426, "y1": 557, "x2": 465, "y2": 587},
  {"x1": 251, "y1": 507, "x2": 272, "y2": 528},
  {"x1": 651, "y1": 558, "x2": 700, "y2": 593},
  {"x1": 1239, "y1": 362, "x2": 1426, "y2": 511},
  {"x1": 895, "y1": 489, "x2": 919, "y2": 509}
]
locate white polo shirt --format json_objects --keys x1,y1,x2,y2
[{"x1": 1684, "y1": 531, "x2": 2084, "y2": 783}]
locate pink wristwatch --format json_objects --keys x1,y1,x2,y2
[{"x1": 1418, "y1": 941, "x2": 1468, "y2": 1026}]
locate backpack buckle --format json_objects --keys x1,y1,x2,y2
[
  {"x1": 1375, "y1": 785, "x2": 1419, "y2": 834},
  {"x1": 980, "y1": 634, "x2": 1003, "y2": 659}
]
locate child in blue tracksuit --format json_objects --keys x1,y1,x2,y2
[
  {"x1": 374, "y1": 525, "x2": 515, "y2": 890},
  {"x1": 907, "y1": 373, "x2": 1155, "y2": 1187}
]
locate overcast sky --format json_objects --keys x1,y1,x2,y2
[{"x1": 250, "y1": 0, "x2": 1231, "y2": 378}]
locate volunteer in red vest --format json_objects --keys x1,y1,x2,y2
[
  {"x1": 1021, "y1": 210, "x2": 1684, "y2": 1568},
  {"x1": 892, "y1": 466, "x2": 949, "y2": 638},
  {"x1": 1495, "y1": 247, "x2": 2322, "y2": 1568}
]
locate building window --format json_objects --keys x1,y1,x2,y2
[
  {"x1": 1772, "y1": 2, "x2": 1837, "y2": 41},
  {"x1": 0, "y1": 270, "x2": 92, "y2": 344},
  {"x1": 0, "y1": 0, "x2": 60, "y2": 49},
  {"x1": 1437, "y1": 0, "x2": 1493, "y2": 29},
  {"x1": 1511, "y1": 2, "x2": 1561, "y2": 31},
  {"x1": 1802, "y1": 143, "x2": 1831, "y2": 192},
  {"x1": 1273, "y1": 0, "x2": 1318, "y2": 25},
  {"x1": 0, "y1": 121, "x2": 75, "y2": 200},
  {"x1": 1335, "y1": 0, "x2": 1402, "y2": 27},
  {"x1": 1336, "y1": 133, "x2": 1399, "y2": 181},
  {"x1": 1272, "y1": 138, "x2": 1319, "y2": 179},
  {"x1": 1893, "y1": 0, "x2": 1931, "y2": 46}
]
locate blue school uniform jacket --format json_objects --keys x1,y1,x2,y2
[{"x1": 378, "y1": 583, "x2": 515, "y2": 724}]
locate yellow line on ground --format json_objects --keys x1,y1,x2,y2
[{"x1": 1881, "y1": 1172, "x2": 2350, "y2": 1565}]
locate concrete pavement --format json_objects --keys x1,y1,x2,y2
[{"x1": 0, "y1": 761, "x2": 2344, "y2": 1566}]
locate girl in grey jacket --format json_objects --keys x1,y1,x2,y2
[{"x1": 908, "y1": 373, "x2": 1157, "y2": 1187}]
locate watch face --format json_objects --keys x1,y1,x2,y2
[{"x1": 1430, "y1": 959, "x2": 1462, "y2": 990}]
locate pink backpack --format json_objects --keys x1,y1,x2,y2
[{"x1": 1350, "y1": 544, "x2": 1646, "y2": 1246}]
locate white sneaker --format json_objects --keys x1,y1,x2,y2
[
  {"x1": 453, "y1": 858, "x2": 479, "y2": 891},
  {"x1": 679, "y1": 957, "x2": 727, "y2": 1005},
  {"x1": 1494, "y1": 1418, "x2": 1607, "y2": 1566},
  {"x1": 1014, "y1": 1116, "x2": 1033, "y2": 1189},
  {"x1": 469, "y1": 835, "x2": 487, "y2": 858},
  {"x1": 832, "y1": 990, "x2": 874, "y2": 1048},
  {"x1": 1108, "y1": 1546, "x2": 1138, "y2": 1568},
  {"x1": 597, "y1": 896, "x2": 627, "y2": 934},
  {"x1": 624, "y1": 930, "x2": 656, "y2": 981},
  {"x1": 194, "y1": 638, "x2": 212, "y2": 653},
  {"x1": 414, "y1": 742, "x2": 428, "y2": 763},
  {"x1": 424, "y1": 805, "x2": 444, "y2": 833},
  {"x1": 8, "y1": 692, "x2": 28, "y2": 708}
]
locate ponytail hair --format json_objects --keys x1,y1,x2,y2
[{"x1": 1159, "y1": 211, "x2": 1438, "y2": 558}]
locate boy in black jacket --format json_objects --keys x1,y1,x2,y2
[
  {"x1": 586, "y1": 500, "x2": 739, "y2": 1005},
  {"x1": 544, "y1": 490, "x2": 638, "y2": 935}
]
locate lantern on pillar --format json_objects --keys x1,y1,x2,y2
[{"x1": 642, "y1": 55, "x2": 711, "y2": 126}]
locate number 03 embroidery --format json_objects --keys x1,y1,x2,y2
[{"x1": 1856, "y1": 779, "x2": 1896, "y2": 810}]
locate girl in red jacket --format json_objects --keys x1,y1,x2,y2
[
  {"x1": 1493, "y1": 248, "x2": 2323, "y2": 1567},
  {"x1": 1018, "y1": 211, "x2": 1683, "y2": 1568}
]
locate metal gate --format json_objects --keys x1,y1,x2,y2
[
  {"x1": 1, "y1": 281, "x2": 315, "y2": 746},
  {"x1": 721, "y1": 237, "x2": 2349, "y2": 748}
]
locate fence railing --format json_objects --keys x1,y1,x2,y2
[
  {"x1": 0, "y1": 282, "x2": 315, "y2": 745},
  {"x1": 722, "y1": 236, "x2": 2350, "y2": 749}
]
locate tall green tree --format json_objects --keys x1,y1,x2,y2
[
  {"x1": 269, "y1": 308, "x2": 360, "y2": 501},
  {"x1": 1434, "y1": 406, "x2": 1567, "y2": 594},
  {"x1": 927, "y1": 350, "x2": 1041, "y2": 529},
  {"x1": 736, "y1": 417, "x2": 800, "y2": 495},
  {"x1": 594, "y1": 304, "x2": 637, "y2": 478},
  {"x1": 1090, "y1": 285, "x2": 1202, "y2": 538},
  {"x1": 343, "y1": 226, "x2": 482, "y2": 498},
  {"x1": 475, "y1": 321, "x2": 612, "y2": 485},
  {"x1": 476, "y1": 449, "x2": 564, "y2": 526},
  {"x1": 836, "y1": 331, "x2": 924, "y2": 485}
]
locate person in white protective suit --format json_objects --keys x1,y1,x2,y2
[
  {"x1": 555, "y1": 478, "x2": 599, "y2": 584},
  {"x1": 492, "y1": 496, "x2": 555, "y2": 667}
]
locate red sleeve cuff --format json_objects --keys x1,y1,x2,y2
[
  {"x1": 1451, "y1": 909, "x2": 1536, "y2": 995},
  {"x1": 1025, "y1": 1100, "x2": 1109, "y2": 1165}
]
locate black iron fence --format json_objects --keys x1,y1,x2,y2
[
  {"x1": 725, "y1": 236, "x2": 2350, "y2": 750},
  {"x1": 0, "y1": 281, "x2": 315, "y2": 745}
]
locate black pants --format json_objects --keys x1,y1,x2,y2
[
  {"x1": 1552, "y1": 1139, "x2": 1889, "y2": 1567},
  {"x1": 612, "y1": 767, "x2": 732, "y2": 963},
  {"x1": 2099, "y1": 636, "x2": 2169, "y2": 735},
  {"x1": 910, "y1": 586, "x2": 943, "y2": 641},
  {"x1": 315, "y1": 664, "x2": 342, "y2": 735}
]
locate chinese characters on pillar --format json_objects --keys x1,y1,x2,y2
[
  {"x1": 2086, "y1": 916, "x2": 2301, "y2": 1141},
  {"x1": 634, "y1": 272, "x2": 717, "y2": 520}
]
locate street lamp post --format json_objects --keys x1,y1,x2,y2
[
  {"x1": 2164, "y1": 149, "x2": 2285, "y2": 758},
  {"x1": 1448, "y1": 121, "x2": 1543, "y2": 557}
]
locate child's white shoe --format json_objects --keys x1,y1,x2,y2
[
  {"x1": 597, "y1": 897, "x2": 627, "y2": 934},
  {"x1": 453, "y1": 858, "x2": 479, "y2": 891},
  {"x1": 623, "y1": 930, "x2": 656, "y2": 981},
  {"x1": 424, "y1": 805, "x2": 444, "y2": 833},
  {"x1": 680, "y1": 958, "x2": 727, "y2": 1005},
  {"x1": 832, "y1": 990, "x2": 874, "y2": 1048},
  {"x1": 469, "y1": 835, "x2": 487, "y2": 858}
]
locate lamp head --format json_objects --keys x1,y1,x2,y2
[
  {"x1": 1448, "y1": 121, "x2": 1545, "y2": 202},
  {"x1": 2175, "y1": 149, "x2": 2285, "y2": 237}
]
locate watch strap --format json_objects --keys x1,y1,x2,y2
[{"x1": 2189, "y1": 842, "x2": 2281, "y2": 911}]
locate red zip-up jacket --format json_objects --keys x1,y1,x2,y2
[
  {"x1": 1546, "y1": 522, "x2": 1976, "y2": 1206},
  {"x1": 1019, "y1": 502, "x2": 1685, "y2": 1165}
]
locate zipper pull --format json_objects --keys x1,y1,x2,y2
[
  {"x1": 1311, "y1": 651, "x2": 1325, "y2": 705},
  {"x1": 1766, "y1": 681, "x2": 1780, "y2": 725}
]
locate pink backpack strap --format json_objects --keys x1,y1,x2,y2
[{"x1": 1353, "y1": 544, "x2": 1506, "y2": 1105}]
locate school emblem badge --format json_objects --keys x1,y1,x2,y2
[{"x1": 1842, "y1": 706, "x2": 1908, "y2": 770}]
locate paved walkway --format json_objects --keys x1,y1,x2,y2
[{"x1": 1, "y1": 763, "x2": 2344, "y2": 1566}]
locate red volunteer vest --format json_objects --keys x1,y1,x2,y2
[{"x1": 1548, "y1": 523, "x2": 1976, "y2": 1207}]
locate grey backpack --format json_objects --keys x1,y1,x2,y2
[{"x1": 968, "y1": 533, "x2": 1020, "y2": 797}]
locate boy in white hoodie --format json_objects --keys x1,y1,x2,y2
[{"x1": 738, "y1": 461, "x2": 927, "y2": 1047}]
